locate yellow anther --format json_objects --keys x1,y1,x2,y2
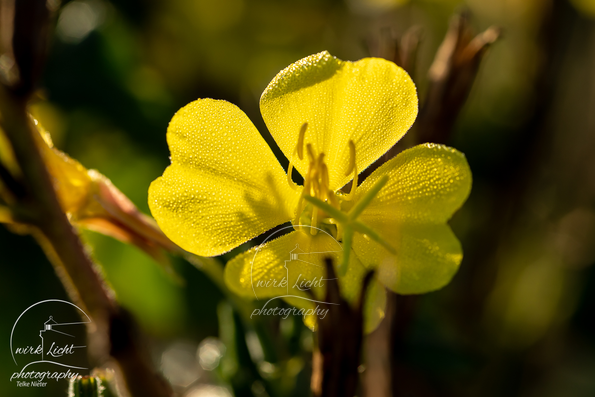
[
  {"x1": 317, "y1": 153, "x2": 325, "y2": 181},
  {"x1": 294, "y1": 170, "x2": 311, "y2": 228},
  {"x1": 293, "y1": 200, "x2": 304, "y2": 230},
  {"x1": 317, "y1": 152, "x2": 325, "y2": 164},
  {"x1": 297, "y1": 123, "x2": 307, "y2": 160},
  {"x1": 287, "y1": 123, "x2": 308, "y2": 191},
  {"x1": 344, "y1": 140, "x2": 358, "y2": 201},
  {"x1": 345, "y1": 140, "x2": 356, "y2": 176},
  {"x1": 290, "y1": 129, "x2": 347, "y2": 234}
]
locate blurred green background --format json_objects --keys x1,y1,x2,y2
[{"x1": 2, "y1": 0, "x2": 595, "y2": 396}]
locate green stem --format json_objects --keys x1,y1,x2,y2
[{"x1": 303, "y1": 196, "x2": 348, "y2": 223}]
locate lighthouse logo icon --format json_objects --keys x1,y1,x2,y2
[
  {"x1": 285, "y1": 243, "x2": 309, "y2": 295},
  {"x1": 39, "y1": 315, "x2": 87, "y2": 364}
]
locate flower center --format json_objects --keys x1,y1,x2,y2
[
  {"x1": 287, "y1": 123, "x2": 358, "y2": 238},
  {"x1": 285, "y1": 125, "x2": 396, "y2": 275}
]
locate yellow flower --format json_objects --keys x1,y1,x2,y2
[{"x1": 148, "y1": 51, "x2": 471, "y2": 330}]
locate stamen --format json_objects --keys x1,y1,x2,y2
[
  {"x1": 297, "y1": 123, "x2": 307, "y2": 160},
  {"x1": 287, "y1": 123, "x2": 308, "y2": 191},
  {"x1": 289, "y1": 136, "x2": 393, "y2": 276},
  {"x1": 315, "y1": 153, "x2": 326, "y2": 196},
  {"x1": 317, "y1": 152, "x2": 325, "y2": 167},
  {"x1": 310, "y1": 171, "x2": 319, "y2": 198},
  {"x1": 292, "y1": 128, "x2": 358, "y2": 236},
  {"x1": 343, "y1": 140, "x2": 358, "y2": 201},
  {"x1": 293, "y1": 170, "x2": 311, "y2": 230},
  {"x1": 345, "y1": 140, "x2": 356, "y2": 176}
]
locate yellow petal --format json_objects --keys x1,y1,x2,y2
[
  {"x1": 260, "y1": 51, "x2": 418, "y2": 191},
  {"x1": 352, "y1": 143, "x2": 472, "y2": 294},
  {"x1": 225, "y1": 228, "x2": 385, "y2": 332},
  {"x1": 353, "y1": 222, "x2": 462, "y2": 294},
  {"x1": 354, "y1": 143, "x2": 472, "y2": 225},
  {"x1": 149, "y1": 99, "x2": 298, "y2": 256},
  {"x1": 224, "y1": 229, "x2": 344, "y2": 300}
]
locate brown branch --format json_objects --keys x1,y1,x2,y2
[
  {"x1": 311, "y1": 258, "x2": 373, "y2": 397},
  {"x1": 417, "y1": 12, "x2": 500, "y2": 144}
]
